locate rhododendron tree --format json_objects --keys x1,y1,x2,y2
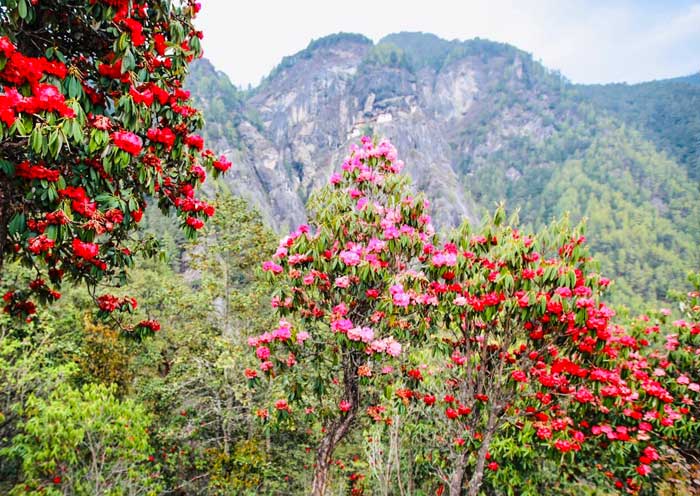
[
  {"x1": 398, "y1": 209, "x2": 687, "y2": 496},
  {"x1": 0, "y1": 0, "x2": 231, "y2": 331},
  {"x1": 617, "y1": 274, "x2": 700, "y2": 488},
  {"x1": 253, "y1": 137, "x2": 436, "y2": 495}
]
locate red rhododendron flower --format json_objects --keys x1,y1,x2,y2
[
  {"x1": 27, "y1": 235, "x2": 55, "y2": 254},
  {"x1": 15, "y1": 161, "x2": 60, "y2": 182},
  {"x1": 184, "y1": 133, "x2": 204, "y2": 150},
  {"x1": 146, "y1": 127, "x2": 176, "y2": 147},
  {"x1": 636, "y1": 464, "x2": 651, "y2": 476},
  {"x1": 511, "y1": 370, "x2": 527, "y2": 382},
  {"x1": 98, "y1": 59, "x2": 124, "y2": 79},
  {"x1": 138, "y1": 319, "x2": 161, "y2": 332},
  {"x1": 186, "y1": 216, "x2": 204, "y2": 229},
  {"x1": 153, "y1": 33, "x2": 167, "y2": 55},
  {"x1": 121, "y1": 18, "x2": 145, "y2": 46},
  {"x1": 213, "y1": 155, "x2": 232, "y2": 172},
  {"x1": 72, "y1": 238, "x2": 99, "y2": 260},
  {"x1": 111, "y1": 131, "x2": 143, "y2": 155},
  {"x1": 130, "y1": 86, "x2": 154, "y2": 106}
]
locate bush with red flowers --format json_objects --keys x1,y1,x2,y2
[{"x1": 0, "y1": 0, "x2": 232, "y2": 331}]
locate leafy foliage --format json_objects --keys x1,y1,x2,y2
[{"x1": 5, "y1": 383, "x2": 158, "y2": 496}]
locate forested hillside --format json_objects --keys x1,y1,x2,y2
[{"x1": 574, "y1": 76, "x2": 700, "y2": 180}]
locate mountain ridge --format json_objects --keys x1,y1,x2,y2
[{"x1": 187, "y1": 31, "x2": 700, "y2": 307}]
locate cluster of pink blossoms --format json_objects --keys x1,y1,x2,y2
[{"x1": 247, "y1": 319, "x2": 309, "y2": 372}]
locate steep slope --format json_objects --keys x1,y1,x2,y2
[
  {"x1": 185, "y1": 32, "x2": 700, "y2": 306},
  {"x1": 575, "y1": 77, "x2": 700, "y2": 180}
]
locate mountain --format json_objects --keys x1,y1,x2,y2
[
  {"x1": 186, "y1": 32, "x2": 700, "y2": 309},
  {"x1": 670, "y1": 72, "x2": 700, "y2": 86}
]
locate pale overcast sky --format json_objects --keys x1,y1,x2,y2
[{"x1": 195, "y1": 0, "x2": 700, "y2": 88}]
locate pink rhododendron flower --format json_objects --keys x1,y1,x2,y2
[
  {"x1": 347, "y1": 326, "x2": 374, "y2": 343},
  {"x1": 367, "y1": 238, "x2": 385, "y2": 252},
  {"x1": 262, "y1": 260, "x2": 283, "y2": 274},
  {"x1": 392, "y1": 291, "x2": 410, "y2": 307},
  {"x1": 332, "y1": 319, "x2": 353, "y2": 334},
  {"x1": 333, "y1": 303, "x2": 348, "y2": 316},
  {"x1": 339, "y1": 249, "x2": 361, "y2": 266},
  {"x1": 383, "y1": 226, "x2": 400, "y2": 239},
  {"x1": 255, "y1": 346, "x2": 270, "y2": 360},
  {"x1": 272, "y1": 320, "x2": 292, "y2": 341},
  {"x1": 677, "y1": 375, "x2": 690, "y2": 385},
  {"x1": 370, "y1": 339, "x2": 386, "y2": 353},
  {"x1": 370, "y1": 337, "x2": 402, "y2": 356}
]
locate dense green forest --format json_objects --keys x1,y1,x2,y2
[{"x1": 574, "y1": 78, "x2": 700, "y2": 181}]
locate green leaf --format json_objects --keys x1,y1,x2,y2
[
  {"x1": 8, "y1": 212, "x2": 26, "y2": 235},
  {"x1": 29, "y1": 127, "x2": 42, "y2": 154},
  {"x1": 18, "y1": 0, "x2": 27, "y2": 19},
  {"x1": 46, "y1": 225, "x2": 58, "y2": 241},
  {"x1": 48, "y1": 130, "x2": 60, "y2": 157},
  {"x1": 0, "y1": 159, "x2": 14, "y2": 175}
]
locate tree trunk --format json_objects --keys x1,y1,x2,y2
[
  {"x1": 0, "y1": 178, "x2": 12, "y2": 271},
  {"x1": 448, "y1": 412, "x2": 499, "y2": 496},
  {"x1": 310, "y1": 406, "x2": 358, "y2": 496},
  {"x1": 449, "y1": 450, "x2": 470, "y2": 496},
  {"x1": 311, "y1": 435, "x2": 334, "y2": 496},
  {"x1": 310, "y1": 350, "x2": 361, "y2": 496},
  {"x1": 466, "y1": 418, "x2": 498, "y2": 496}
]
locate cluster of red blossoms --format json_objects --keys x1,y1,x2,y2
[
  {"x1": 111, "y1": 131, "x2": 143, "y2": 155},
  {"x1": 0, "y1": 37, "x2": 74, "y2": 127},
  {"x1": 14, "y1": 161, "x2": 61, "y2": 182},
  {"x1": 3, "y1": 291, "x2": 37, "y2": 317},
  {"x1": 96, "y1": 294, "x2": 137, "y2": 313},
  {"x1": 137, "y1": 319, "x2": 161, "y2": 332}
]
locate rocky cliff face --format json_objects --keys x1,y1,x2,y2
[{"x1": 191, "y1": 33, "x2": 565, "y2": 229}]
